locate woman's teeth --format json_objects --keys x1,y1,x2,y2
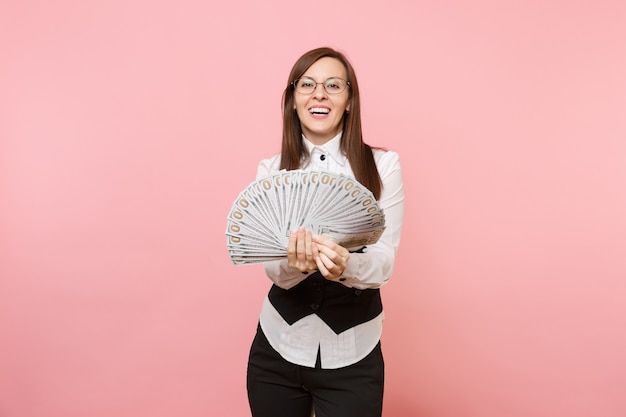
[{"x1": 310, "y1": 108, "x2": 330, "y2": 115}]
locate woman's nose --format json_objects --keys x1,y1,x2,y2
[{"x1": 312, "y1": 83, "x2": 328, "y2": 98}]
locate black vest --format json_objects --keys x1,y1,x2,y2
[{"x1": 267, "y1": 271, "x2": 383, "y2": 334}]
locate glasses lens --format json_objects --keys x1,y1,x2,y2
[
  {"x1": 324, "y1": 78, "x2": 347, "y2": 94},
  {"x1": 295, "y1": 78, "x2": 315, "y2": 94}
]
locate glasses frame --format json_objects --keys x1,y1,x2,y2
[{"x1": 292, "y1": 77, "x2": 351, "y2": 95}]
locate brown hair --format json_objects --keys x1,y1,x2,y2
[{"x1": 280, "y1": 47, "x2": 382, "y2": 200}]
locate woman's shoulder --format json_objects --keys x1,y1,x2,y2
[
  {"x1": 256, "y1": 153, "x2": 281, "y2": 178},
  {"x1": 258, "y1": 153, "x2": 281, "y2": 167},
  {"x1": 372, "y1": 147, "x2": 401, "y2": 167}
]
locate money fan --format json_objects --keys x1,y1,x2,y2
[{"x1": 226, "y1": 170, "x2": 386, "y2": 265}]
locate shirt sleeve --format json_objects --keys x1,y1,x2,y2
[{"x1": 334, "y1": 151, "x2": 405, "y2": 289}]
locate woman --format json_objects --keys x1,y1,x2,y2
[{"x1": 246, "y1": 47, "x2": 404, "y2": 417}]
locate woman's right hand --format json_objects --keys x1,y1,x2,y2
[{"x1": 287, "y1": 227, "x2": 318, "y2": 273}]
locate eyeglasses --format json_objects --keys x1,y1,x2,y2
[{"x1": 292, "y1": 77, "x2": 350, "y2": 95}]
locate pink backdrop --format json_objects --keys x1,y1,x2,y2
[{"x1": 2, "y1": 1, "x2": 625, "y2": 416}]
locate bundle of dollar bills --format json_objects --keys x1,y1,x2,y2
[{"x1": 226, "y1": 170, "x2": 385, "y2": 265}]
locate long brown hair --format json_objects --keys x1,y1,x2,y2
[{"x1": 280, "y1": 47, "x2": 382, "y2": 200}]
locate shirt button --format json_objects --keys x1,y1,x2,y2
[
  {"x1": 310, "y1": 303, "x2": 320, "y2": 310},
  {"x1": 320, "y1": 154, "x2": 326, "y2": 161},
  {"x1": 354, "y1": 290, "x2": 362, "y2": 296}
]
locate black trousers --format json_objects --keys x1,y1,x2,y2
[{"x1": 247, "y1": 325, "x2": 384, "y2": 417}]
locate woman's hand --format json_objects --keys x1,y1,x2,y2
[
  {"x1": 312, "y1": 235, "x2": 350, "y2": 280},
  {"x1": 287, "y1": 227, "x2": 318, "y2": 273}
]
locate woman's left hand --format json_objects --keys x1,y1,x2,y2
[{"x1": 312, "y1": 235, "x2": 350, "y2": 280}]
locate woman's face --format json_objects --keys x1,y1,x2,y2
[{"x1": 293, "y1": 57, "x2": 350, "y2": 145}]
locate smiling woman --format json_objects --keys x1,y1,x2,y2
[{"x1": 244, "y1": 47, "x2": 405, "y2": 417}]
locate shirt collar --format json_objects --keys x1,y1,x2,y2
[{"x1": 302, "y1": 132, "x2": 347, "y2": 166}]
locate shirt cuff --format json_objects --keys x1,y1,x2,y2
[{"x1": 331, "y1": 255, "x2": 359, "y2": 285}]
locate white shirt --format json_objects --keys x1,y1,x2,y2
[{"x1": 256, "y1": 133, "x2": 404, "y2": 369}]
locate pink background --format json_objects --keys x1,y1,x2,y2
[{"x1": 2, "y1": 1, "x2": 625, "y2": 416}]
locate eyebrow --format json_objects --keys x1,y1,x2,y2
[{"x1": 299, "y1": 76, "x2": 345, "y2": 80}]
